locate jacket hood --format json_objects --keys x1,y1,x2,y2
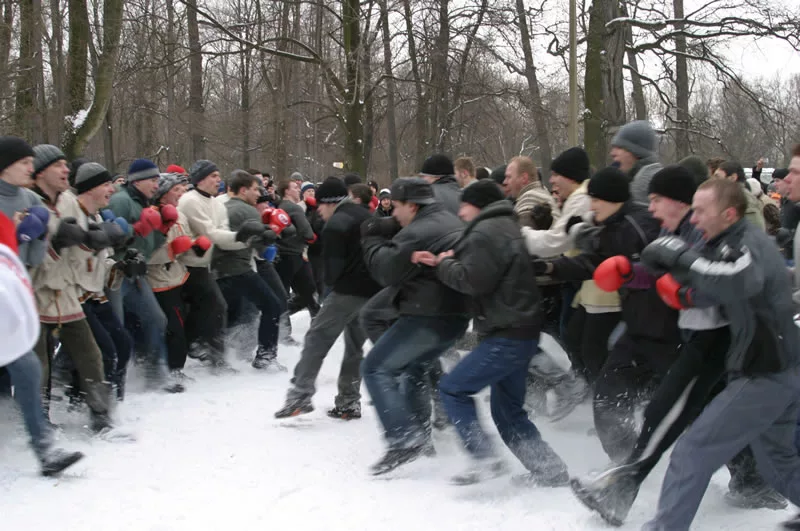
[{"x1": 463, "y1": 200, "x2": 514, "y2": 236}]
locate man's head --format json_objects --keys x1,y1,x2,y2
[
  {"x1": 301, "y1": 181, "x2": 315, "y2": 201},
  {"x1": 419, "y1": 154, "x2": 455, "y2": 184},
  {"x1": 316, "y1": 177, "x2": 349, "y2": 221},
  {"x1": 75, "y1": 162, "x2": 115, "y2": 211},
  {"x1": 343, "y1": 173, "x2": 362, "y2": 187},
  {"x1": 154, "y1": 173, "x2": 188, "y2": 206},
  {"x1": 476, "y1": 167, "x2": 490, "y2": 181},
  {"x1": 277, "y1": 178, "x2": 301, "y2": 203},
  {"x1": 679, "y1": 155, "x2": 709, "y2": 186},
  {"x1": 33, "y1": 144, "x2": 70, "y2": 195},
  {"x1": 348, "y1": 183, "x2": 372, "y2": 205},
  {"x1": 367, "y1": 180, "x2": 379, "y2": 196},
  {"x1": 587, "y1": 166, "x2": 630, "y2": 222},
  {"x1": 128, "y1": 158, "x2": 161, "y2": 199},
  {"x1": 784, "y1": 145, "x2": 800, "y2": 202},
  {"x1": 459, "y1": 179, "x2": 504, "y2": 222},
  {"x1": 454, "y1": 157, "x2": 476, "y2": 188},
  {"x1": 549, "y1": 147, "x2": 590, "y2": 202},
  {"x1": 610, "y1": 120, "x2": 657, "y2": 173},
  {"x1": 247, "y1": 169, "x2": 264, "y2": 185},
  {"x1": 691, "y1": 179, "x2": 746, "y2": 240},
  {"x1": 773, "y1": 168, "x2": 790, "y2": 197},
  {"x1": 647, "y1": 165, "x2": 697, "y2": 232},
  {"x1": 503, "y1": 156, "x2": 537, "y2": 199},
  {"x1": 706, "y1": 157, "x2": 725, "y2": 176},
  {"x1": 189, "y1": 159, "x2": 220, "y2": 196},
  {"x1": 713, "y1": 161, "x2": 746, "y2": 183},
  {"x1": 0, "y1": 136, "x2": 35, "y2": 188},
  {"x1": 230, "y1": 170, "x2": 261, "y2": 206},
  {"x1": 379, "y1": 188, "x2": 392, "y2": 210},
  {"x1": 390, "y1": 177, "x2": 435, "y2": 227}
]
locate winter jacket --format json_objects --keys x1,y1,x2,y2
[
  {"x1": 431, "y1": 175, "x2": 462, "y2": 214},
  {"x1": 107, "y1": 184, "x2": 166, "y2": 261},
  {"x1": 514, "y1": 180, "x2": 561, "y2": 226},
  {"x1": 744, "y1": 189, "x2": 766, "y2": 230},
  {"x1": 177, "y1": 188, "x2": 247, "y2": 268},
  {"x1": 213, "y1": 197, "x2": 271, "y2": 279},
  {"x1": 375, "y1": 205, "x2": 394, "y2": 218},
  {"x1": 147, "y1": 210, "x2": 190, "y2": 292},
  {"x1": 306, "y1": 204, "x2": 325, "y2": 257},
  {"x1": 629, "y1": 158, "x2": 663, "y2": 205},
  {"x1": 276, "y1": 199, "x2": 314, "y2": 256},
  {"x1": 0, "y1": 243, "x2": 39, "y2": 367},
  {"x1": 673, "y1": 218, "x2": 800, "y2": 375},
  {"x1": 321, "y1": 200, "x2": 381, "y2": 298},
  {"x1": 436, "y1": 200, "x2": 541, "y2": 340},
  {"x1": 362, "y1": 202, "x2": 468, "y2": 317},
  {"x1": 781, "y1": 198, "x2": 800, "y2": 231},
  {"x1": 521, "y1": 180, "x2": 590, "y2": 258},
  {"x1": 0, "y1": 179, "x2": 47, "y2": 267},
  {"x1": 548, "y1": 201, "x2": 679, "y2": 341}
]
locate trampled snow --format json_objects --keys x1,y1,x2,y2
[{"x1": 0, "y1": 313, "x2": 791, "y2": 530}]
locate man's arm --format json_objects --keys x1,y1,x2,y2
[
  {"x1": 180, "y1": 196, "x2": 245, "y2": 251},
  {"x1": 321, "y1": 220, "x2": 348, "y2": 287},
  {"x1": 672, "y1": 246, "x2": 764, "y2": 304},
  {"x1": 435, "y1": 231, "x2": 501, "y2": 296},
  {"x1": 362, "y1": 229, "x2": 420, "y2": 287},
  {"x1": 285, "y1": 201, "x2": 314, "y2": 241}
]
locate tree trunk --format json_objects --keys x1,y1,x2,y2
[
  {"x1": 342, "y1": 0, "x2": 365, "y2": 176},
  {"x1": 620, "y1": 3, "x2": 646, "y2": 120},
  {"x1": 0, "y1": 0, "x2": 13, "y2": 117},
  {"x1": 429, "y1": 0, "x2": 450, "y2": 152},
  {"x1": 62, "y1": 0, "x2": 124, "y2": 158},
  {"x1": 14, "y1": 0, "x2": 36, "y2": 138},
  {"x1": 186, "y1": 0, "x2": 206, "y2": 160},
  {"x1": 165, "y1": 0, "x2": 177, "y2": 163},
  {"x1": 402, "y1": 0, "x2": 426, "y2": 172},
  {"x1": 378, "y1": 0, "x2": 398, "y2": 181},
  {"x1": 515, "y1": 0, "x2": 552, "y2": 175},
  {"x1": 673, "y1": 0, "x2": 690, "y2": 157},
  {"x1": 240, "y1": 44, "x2": 251, "y2": 169},
  {"x1": 48, "y1": 0, "x2": 66, "y2": 139},
  {"x1": 66, "y1": 0, "x2": 89, "y2": 116},
  {"x1": 103, "y1": 101, "x2": 115, "y2": 170}
]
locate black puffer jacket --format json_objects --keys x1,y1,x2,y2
[
  {"x1": 549, "y1": 200, "x2": 679, "y2": 341},
  {"x1": 362, "y1": 202, "x2": 468, "y2": 317},
  {"x1": 436, "y1": 200, "x2": 542, "y2": 339}
]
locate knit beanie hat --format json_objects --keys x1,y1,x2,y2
[
  {"x1": 33, "y1": 144, "x2": 67, "y2": 175},
  {"x1": 379, "y1": 188, "x2": 391, "y2": 199},
  {"x1": 611, "y1": 121, "x2": 657, "y2": 160},
  {"x1": 420, "y1": 154, "x2": 455, "y2": 177},
  {"x1": 490, "y1": 164, "x2": 507, "y2": 186},
  {"x1": 461, "y1": 179, "x2": 505, "y2": 209},
  {"x1": 588, "y1": 166, "x2": 630, "y2": 203},
  {"x1": 166, "y1": 164, "x2": 187, "y2": 175},
  {"x1": 550, "y1": 147, "x2": 590, "y2": 183},
  {"x1": 154, "y1": 173, "x2": 187, "y2": 203},
  {"x1": 647, "y1": 165, "x2": 697, "y2": 205},
  {"x1": 678, "y1": 155, "x2": 709, "y2": 186},
  {"x1": 189, "y1": 159, "x2": 219, "y2": 186},
  {"x1": 128, "y1": 158, "x2": 160, "y2": 182},
  {"x1": 301, "y1": 181, "x2": 315, "y2": 194},
  {"x1": 0, "y1": 136, "x2": 35, "y2": 175},
  {"x1": 316, "y1": 177, "x2": 349, "y2": 203},
  {"x1": 74, "y1": 162, "x2": 113, "y2": 195},
  {"x1": 289, "y1": 171, "x2": 304, "y2": 181},
  {"x1": 343, "y1": 173, "x2": 362, "y2": 186}
]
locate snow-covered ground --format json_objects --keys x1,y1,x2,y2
[{"x1": 0, "y1": 313, "x2": 792, "y2": 530}]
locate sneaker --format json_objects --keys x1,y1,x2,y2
[
  {"x1": 170, "y1": 370, "x2": 195, "y2": 383},
  {"x1": 548, "y1": 375, "x2": 589, "y2": 422},
  {"x1": 252, "y1": 347, "x2": 287, "y2": 372},
  {"x1": 275, "y1": 398, "x2": 314, "y2": 418},
  {"x1": 569, "y1": 465, "x2": 641, "y2": 526},
  {"x1": 369, "y1": 446, "x2": 425, "y2": 476},
  {"x1": 512, "y1": 469, "x2": 570, "y2": 488},
  {"x1": 451, "y1": 458, "x2": 508, "y2": 485},
  {"x1": 39, "y1": 447, "x2": 84, "y2": 477},
  {"x1": 724, "y1": 485, "x2": 788, "y2": 510},
  {"x1": 327, "y1": 404, "x2": 361, "y2": 420}
]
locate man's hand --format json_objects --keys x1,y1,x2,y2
[
  {"x1": 411, "y1": 251, "x2": 437, "y2": 266},
  {"x1": 757, "y1": 158, "x2": 764, "y2": 170},
  {"x1": 436, "y1": 250, "x2": 455, "y2": 263}
]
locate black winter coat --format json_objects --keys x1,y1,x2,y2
[
  {"x1": 436, "y1": 200, "x2": 542, "y2": 339},
  {"x1": 431, "y1": 175, "x2": 462, "y2": 215},
  {"x1": 306, "y1": 205, "x2": 325, "y2": 257},
  {"x1": 321, "y1": 200, "x2": 381, "y2": 298},
  {"x1": 549, "y1": 201, "x2": 680, "y2": 342},
  {"x1": 362, "y1": 202, "x2": 468, "y2": 317}
]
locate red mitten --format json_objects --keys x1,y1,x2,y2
[
  {"x1": 306, "y1": 233, "x2": 318, "y2": 245},
  {"x1": 160, "y1": 204, "x2": 179, "y2": 234},
  {"x1": 269, "y1": 208, "x2": 292, "y2": 236},
  {"x1": 133, "y1": 208, "x2": 162, "y2": 237},
  {"x1": 170, "y1": 235, "x2": 193, "y2": 256},
  {"x1": 655, "y1": 274, "x2": 693, "y2": 310},
  {"x1": 191, "y1": 235, "x2": 212, "y2": 257},
  {"x1": 593, "y1": 255, "x2": 632, "y2": 292}
]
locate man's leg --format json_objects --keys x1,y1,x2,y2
[
  {"x1": 239, "y1": 271, "x2": 283, "y2": 367},
  {"x1": 154, "y1": 287, "x2": 189, "y2": 373},
  {"x1": 287, "y1": 260, "x2": 319, "y2": 316},
  {"x1": 33, "y1": 324, "x2": 55, "y2": 414},
  {"x1": 5, "y1": 352, "x2": 51, "y2": 453},
  {"x1": 121, "y1": 277, "x2": 171, "y2": 385},
  {"x1": 82, "y1": 300, "x2": 117, "y2": 383},
  {"x1": 183, "y1": 267, "x2": 227, "y2": 365},
  {"x1": 257, "y1": 260, "x2": 291, "y2": 342},
  {"x1": 581, "y1": 311, "x2": 622, "y2": 384},
  {"x1": 359, "y1": 287, "x2": 398, "y2": 344},
  {"x1": 335, "y1": 311, "x2": 369, "y2": 412}
]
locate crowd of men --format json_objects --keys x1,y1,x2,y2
[{"x1": 2, "y1": 119, "x2": 800, "y2": 530}]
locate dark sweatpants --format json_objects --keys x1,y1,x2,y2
[
  {"x1": 183, "y1": 266, "x2": 227, "y2": 362},
  {"x1": 275, "y1": 253, "x2": 318, "y2": 315},
  {"x1": 154, "y1": 286, "x2": 189, "y2": 370},
  {"x1": 565, "y1": 307, "x2": 621, "y2": 384}
]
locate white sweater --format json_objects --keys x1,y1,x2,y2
[
  {"x1": 521, "y1": 180, "x2": 591, "y2": 258},
  {"x1": 177, "y1": 189, "x2": 247, "y2": 268},
  {"x1": 0, "y1": 244, "x2": 40, "y2": 366}
]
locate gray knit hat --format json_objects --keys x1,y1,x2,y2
[
  {"x1": 74, "y1": 162, "x2": 112, "y2": 195},
  {"x1": 611, "y1": 121, "x2": 657, "y2": 160},
  {"x1": 154, "y1": 173, "x2": 187, "y2": 203},
  {"x1": 189, "y1": 159, "x2": 219, "y2": 186},
  {"x1": 33, "y1": 144, "x2": 67, "y2": 175}
]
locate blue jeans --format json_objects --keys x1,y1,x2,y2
[
  {"x1": 362, "y1": 315, "x2": 468, "y2": 450},
  {"x1": 84, "y1": 299, "x2": 131, "y2": 393},
  {"x1": 107, "y1": 277, "x2": 168, "y2": 381},
  {"x1": 5, "y1": 351, "x2": 51, "y2": 454},
  {"x1": 439, "y1": 337, "x2": 568, "y2": 477}
]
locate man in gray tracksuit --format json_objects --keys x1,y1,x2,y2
[{"x1": 639, "y1": 179, "x2": 800, "y2": 531}]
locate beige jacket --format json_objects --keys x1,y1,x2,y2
[
  {"x1": 514, "y1": 180, "x2": 561, "y2": 225},
  {"x1": 147, "y1": 210, "x2": 190, "y2": 292},
  {"x1": 521, "y1": 180, "x2": 590, "y2": 258}
]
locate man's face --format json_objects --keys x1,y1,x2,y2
[
  {"x1": 134, "y1": 176, "x2": 160, "y2": 199},
  {"x1": 253, "y1": 173, "x2": 264, "y2": 185},
  {"x1": 38, "y1": 159, "x2": 70, "y2": 193},
  {"x1": 303, "y1": 187, "x2": 315, "y2": 201},
  {"x1": 239, "y1": 181, "x2": 261, "y2": 206},
  {"x1": 197, "y1": 171, "x2": 222, "y2": 196},
  {"x1": 648, "y1": 194, "x2": 688, "y2": 232},
  {"x1": 549, "y1": 173, "x2": 576, "y2": 202},
  {"x1": 286, "y1": 181, "x2": 301, "y2": 202},
  {"x1": 318, "y1": 203, "x2": 337, "y2": 221},
  {"x1": 392, "y1": 200, "x2": 418, "y2": 227},
  {"x1": 712, "y1": 168, "x2": 736, "y2": 182},
  {"x1": 590, "y1": 197, "x2": 618, "y2": 222},
  {"x1": 455, "y1": 169, "x2": 469, "y2": 188},
  {"x1": 786, "y1": 156, "x2": 800, "y2": 202},
  {"x1": 458, "y1": 202, "x2": 481, "y2": 223},
  {"x1": 380, "y1": 197, "x2": 392, "y2": 210},
  {"x1": 775, "y1": 177, "x2": 789, "y2": 196},
  {"x1": 161, "y1": 183, "x2": 187, "y2": 206},
  {"x1": 610, "y1": 147, "x2": 637, "y2": 173},
  {"x1": 503, "y1": 161, "x2": 528, "y2": 199},
  {"x1": 0, "y1": 157, "x2": 34, "y2": 187},
  {"x1": 87, "y1": 182, "x2": 116, "y2": 209},
  {"x1": 690, "y1": 188, "x2": 730, "y2": 240}
]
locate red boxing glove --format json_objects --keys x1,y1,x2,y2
[
  {"x1": 593, "y1": 255, "x2": 633, "y2": 292},
  {"x1": 133, "y1": 208, "x2": 162, "y2": 237},
  {"x1": 306, "y1": 233, "x2": 318, "y2": 245},
  {"x1": 655, "y1": 274, "x2": 693, "y2": 310},
  {"x1": 260, "y1": 207, "x2": 275, "y2": 226},
  {"x1": 305, "y1": 196, "x2": 317, "y2": 209},
  {"x1": 269, "y1": 208, "x2": 292, "y2": 236},
  {"x1": 192, "y1": 235, "x2": 212, "y2": 257},
  {"x1": 170, "y1": 235, "x2": 193, "y2": 256},
  {"x1": 369, "y1": 195, "x2": 379, "y2": 212},
  {"x1": 160, "y1": 204, "x2": 179, "y2": 234}
]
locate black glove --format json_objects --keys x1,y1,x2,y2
[
  {"x1": 85, "y1": 223, "x2": 111, "y2": 251},
  {"x1": 235, "y1": 220, "x2": 267, "y2": 244},
  {"x1": 116, "y1": 249, "x2": 147, "y2": 278},
  {"x1": 529, "y1": 204, "x2": 553, "y2": 230},
  {"x1": 776, "y1": 228, "x2": 793, "y2": 248},
  {"x1": 641, "y1": 236, "x2": 695, "y2": 273},
  {"x1": 361, "y1": 217, "x2": 401, "y2": 238},
  {"x1": 532, "y1": 259, "x2": 551, "y2": 276},
  {"x1": 99, "y1": 221, "x2": 131, "y2": 249},
  {"x1": 565, "y1": 215, "x2": 584, "y2": 234},
  {"x1": 258, "y1": 229, "x2": 278, "y2": 247},
  {"x1": 571, "y1": 222, "x2": 602, "y2": 254},
  {"x1": 51, "y1": 217, "x2": 87, "y2": 253}
]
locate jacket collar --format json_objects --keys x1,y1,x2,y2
[
  {"x1": 195, "y1": 188, "x2": 212, "y2": 199},
  {"x1": 462, "y1": 200, "x2": 514, "y2": 236},
  {"x1": 31, "y1": 184, "x2": 59, "y2": 206},
  {"x1": 432, "y1": 175, "x2": 458, "y2": 187},
  {"x1": 629, "y1": 156, "x2": 659, "y2": 179},
  {"x1": 519, "y1": 180, "x2": 547, "y2": 198},
  {"x1": 126, "y1": 182, "x2": 151, "y2": 207},
  {"x1": 0, "y1": 179, "x2": 20, "y2": 198},
  {"x1": 705, "y1": 218, "x2": 748, "y2": 247},
  {"x1": 601, "y1": 200, "x2": 637, "y2": 226}
]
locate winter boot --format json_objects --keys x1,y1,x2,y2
[
  {"x1": 252, "y1": 346, "x2": 287, "y2": 372},
  {"x1": 90, "y1": 411, "x2": 114, "y2": 434},
  {"x1": 782, "y1": 513, "x2": 800, "y2": 530},
  {"x1": 275, "y1": 397, "x2": 314, "y2": 418},
  {"x1": 569, "y1": 464, "x2": 641, "y2": 526},
  {"x1": 548, "y1": 373, "x2": 590, "y2": 421},
  {"x1": 327, "y1": 403, "x2": 361, "y2": 420},
  {"x1": 38, "y1": 446, "x2": 84, "y2": 477},
  {"x1": 724, "y1": 484, "x2": 788, "y2": 510},
  {"x1": 451, "y1": 458, "x2": 508, "y2": 486},
  {"x1": 369, "y1": 445, "x2": 425, "y2": 476}
]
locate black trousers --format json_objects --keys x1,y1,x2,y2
[
  {"x1": 565, "y1": 307, "x2": 621, "y2": 384},
  {"x1": 275, "y1": 253, "x2": 319, "y2": 315},
  {"x1": 217, "y1": 271, "x2": 282, "y2": 352},
  {"x1": 183, "y1": 266, "x2": 227, "y2": 361},
  {"x1": 308, "y1": 252, "x2": 325, "y2": 297},
  {"x1": 154, "y1": 286, "x2": 189, "y2": 371}
]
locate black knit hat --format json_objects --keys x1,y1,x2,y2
[
  {"x1": 550, "y1": 147, "x2": 590, "y2": 183},
  {"x1": 648, "y1": 165, "x2": 697, "y2": 205},
  {"x1": 343, "y1": 173, "x2": 362, "y2": 186},
  {"x1": 0, "y1": 136, "x2": 35, "y2": 175},
  {"x1": 189, "y1": 160, "x2": 219, "y2": 186},
  {"x1": 316, "y1": 176, "x2": 349, "y2": 203},
  {"x1": 490, "y1": 164, "x2": 507, "y2": 186},
  {"x1": 461, "y1": 180, "x2": 505, "y2": 209},
  {"x1": 588, "y1": 166, "x2": 630, "y2": 203},
  {"x1": 74, "y1": 162, "x2": 113, "y2": 195},
  {"x1": 419, "y1": 154, "x2": 455, "y2": 177},
  {"x1": 773, "y1": 168, "x2": 789, "y2": 181}
]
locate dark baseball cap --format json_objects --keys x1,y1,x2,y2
[{"x1": 390, "y1": 177, "x2": 436, "y2": 205}]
